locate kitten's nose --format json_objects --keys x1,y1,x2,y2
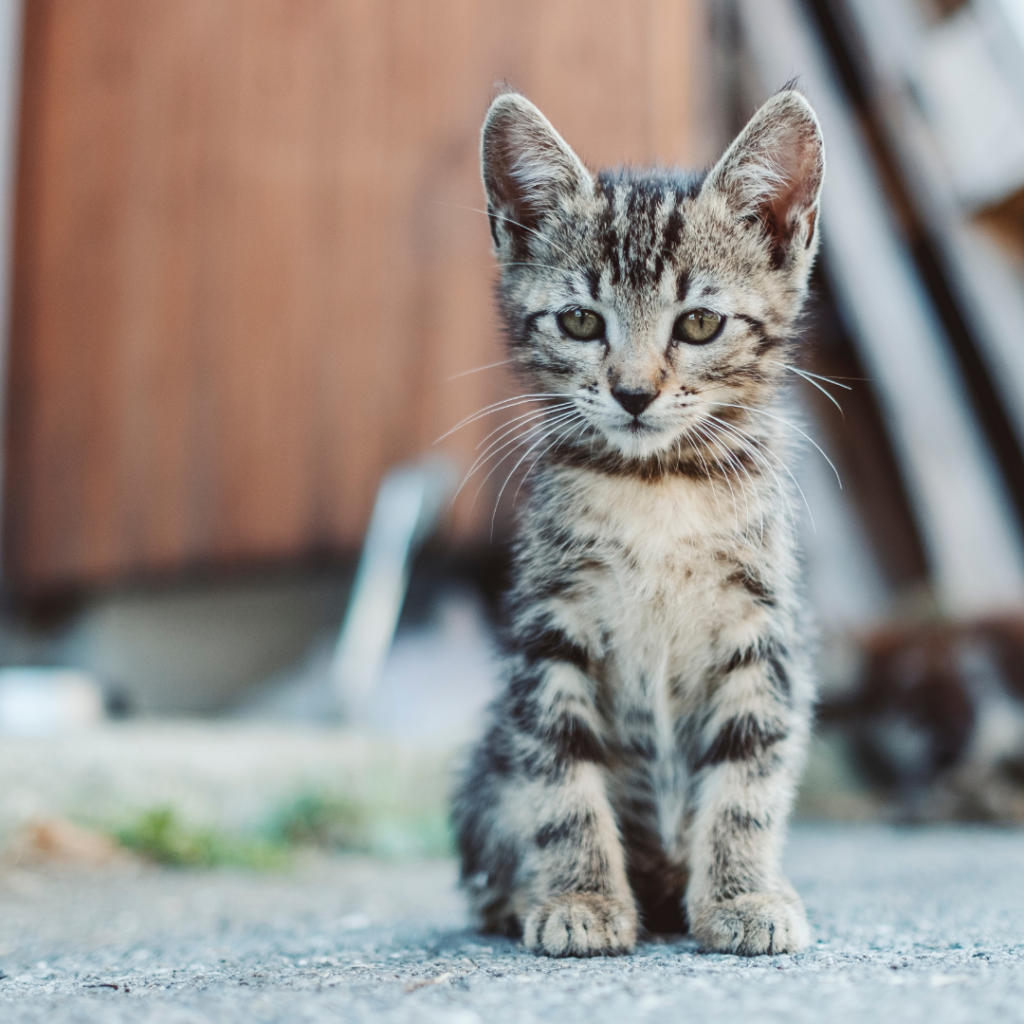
[{"x1": 612, "y1": 388, "x2": 657, "y2": 417}]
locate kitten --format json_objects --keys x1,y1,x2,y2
[{"x1": 453, "y1": 87, "x2": 824, "y2": 957}]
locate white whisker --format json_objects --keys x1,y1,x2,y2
[
  {"x1": 457, "y1": 408, "x2": 569, "y2": 497},
  {"x1": 784, "y1": 365, "x2": 845, "y2": 420},
  {"x1": 473, "y1": 409, "x2": 582, "y2": 507},
  {"x1": 784, "y1": 365, "x2": 852, "y2": 389},
  {"x1": 435, "y1": 393, "x2": 570, "y2": 443},
  {"x1": 713, "y1": 401, "x2": 842, "y2": 489},
  {"x1": 682, "y1": 433, "x2": 723, "y2": 514},
  {"x1": 512, "y1": 414, "x2": 588, "y2": 508},
  {"x1": 706, "y1": 414, "x2": 814, "y2": 530},
  {"x1": 476, "y1": 406, "x2": 566, "y2": 450},
  {"x1": 699, "y1": 421, "x2": 766, "y2": 545},
  {"x1": 692, "y1": 422, "x2": 742, "y2": 534},
  {"x1": 448, "y1": 359, "x2": 513, "y2": 381},
  {"x1": 450, "y1": 409, "x2": 578, "y2": 508},
  {"x1": 489, "y1": 413, "x2": 585, "y2": 536},
  {"x1": 433, "y1": 202, "x2": 585, "y2": 272}
]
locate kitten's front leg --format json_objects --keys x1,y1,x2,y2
[
  {"x1": 685, "y1": 640, "x2": 811, "y2": 956},
  {"x1": 508, "y1": 656, "x2": 637, "y2": 957}
]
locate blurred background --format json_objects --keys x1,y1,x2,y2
[{"x1": 0, "y1": 0, "x2": 1024, "y2": 867}]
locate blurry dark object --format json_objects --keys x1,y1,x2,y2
[
  {"x1": 804, "y1": 267, "x2": 929, "y2": 594},
  {"x1": 824, "y1": 616, "x2": 1024, "y2": 821},
  {"x1": 976, "y1": 190, "x2": 1024, "y2": 264}
]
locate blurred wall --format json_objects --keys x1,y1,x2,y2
[{"x1": 2, "y1": 0, "x2": 713, "y2": 596}]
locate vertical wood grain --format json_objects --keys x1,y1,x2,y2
[{"x1": 4, "y1": 0, "x2": 704, "y2": 594}]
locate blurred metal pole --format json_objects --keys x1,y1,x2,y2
[
  {"x1": 329, "y1": 459, "x2": 456, "y2": 724},
  {"x1": 737, "y1": 0, "x2": 1024, "y2": 615}
]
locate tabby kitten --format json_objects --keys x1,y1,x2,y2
[{"x1": 453, "y1": 88, "x2": 825, "y2": 957}]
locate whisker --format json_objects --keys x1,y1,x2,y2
[
  {"x1": 433, "y1": 202, "x2": 585, "y2": 271},
  {"x1": 706, "y1": 414, "x2": 814, "y2": 530},
  {"x1": 451, "y1": 408, "x2": 578, "y2": 507},
  {"x1": 475, "y1": 406, "x2": 574, "y2": 464},
  {"x1": 435, "y1": 393, "x2": 569, "y2": 443},
  {"x1": 705, "y1": 414, "x2": 799, "y2": 519},
  {"x1": 476, "y1": 405, "x2": 567, "y2": 450},
  {"x1": 491, "y1": 413, "x2": 585, "y2": 536},
  {"x1": 448, "y1": 359, "x2": 513, "y2": 381},
  {"x1": 713, "y1": 401, "x2": 842, "y2": 489},
  {"x1": 681, "y1": 433, "x2": 722, "y2": 514},
  {"x1": 785, "y1": 365, "x2": 852, "y2": 390},
  {"x1": 473, "y1": 409, "x2": 581, "y2": 506},
  {"x1": 698, "y1": 424, "x2": 749, "y2": 522},
  {"x1": 499, "y1": 262, "x2": 572, "y2": 273},
  {"x1": 459, "y1": 412, "x2": 563, "y2": 494},
  {"x1": 785, "y1": 365, "x2": 845, "y2": 421},
  {"x1": 700, "y1": 421, "x2": 764, "y2": 540},
  {"x1": 702, "y1": 419, "x2": 778, "y2": 548},
  {"x1": 692, "y1": 422, "x2": 742, "y2": 533},
  {"x1": 512, "y1": 414, "x2": 587, "y2": 507}
]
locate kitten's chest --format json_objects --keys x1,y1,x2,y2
[{"x1": 579, "y1": 476, "x2": 752, "y2": 664}]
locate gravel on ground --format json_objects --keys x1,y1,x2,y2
[{"x1": 1, "y1": 824, "x2": 1023, "y2": 1023}]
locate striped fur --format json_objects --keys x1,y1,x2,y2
[{"x1": 453, "y1": 89, "x2": 824, "y2": 956}]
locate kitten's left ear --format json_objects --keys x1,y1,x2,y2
[
  {"x1": 481, "y1": 90, "x2": 593, "y2": 251},
  {"x1": 703, "y1": 89, "x2": 825, "y2": 269}
]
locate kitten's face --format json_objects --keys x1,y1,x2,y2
[{"x1": 482, "y1": 91, "x2": 825, "y2": 466}]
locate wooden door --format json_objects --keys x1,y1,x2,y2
[{"x1": 5, "y1": 0, "x2": 706, "y2": 595}]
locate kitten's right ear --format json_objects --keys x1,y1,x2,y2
[
  {"x1": 481, "y1": 91, "x2": 592, "y2": 251},
  {"x1": 703, "y1": 89, "x2": 825, "y2": 270}
]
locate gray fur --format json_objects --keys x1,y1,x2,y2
[{"x1": 453, "y1": 89, "x2": 825, "y2": 957}]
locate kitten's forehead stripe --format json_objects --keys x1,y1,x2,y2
[{"x1": 590, "y1": 170, "x2": 706, "y2": 298}]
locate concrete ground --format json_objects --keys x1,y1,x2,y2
[{"x1": 1, "y1": 825, "x2": 1023, "y2": 1023}]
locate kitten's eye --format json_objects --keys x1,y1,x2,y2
[
  {"x1": 558, "y1": 307, "x2": 605, "y2": 341},
  {"x1": 673, "y1": 308, "x2": 724, "y2": 345}
]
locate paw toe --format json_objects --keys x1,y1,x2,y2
[
  {"x1": 692, "y1": 891, "x2": 809, "y2": 955},
  {"x1": 524, "y1": 894, "x2": 637, "y2": 957}
]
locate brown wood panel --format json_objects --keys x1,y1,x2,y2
[{"x1": 5, "y1": 0, "x2": 704, "y2": 594}]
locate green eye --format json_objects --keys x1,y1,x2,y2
[
  {"x1": 558, "y1": 307, "x2": 605, "y2": 341},
  {"x1": 673, "y1": 308, "x2": 724, "y2": 345}
]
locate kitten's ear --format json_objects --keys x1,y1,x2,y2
[
  {"x1": 481, "y1": 90, "x2": 592, "y2": 249},
  {"x1": 703, "y1": 90, "x2": 825, "y2": 269}
]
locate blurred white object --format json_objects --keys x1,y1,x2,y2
[
  {"x1": 912, "y1": 6, "x2": 1024, "y2": 208},
  {"x1": 367, "y1": 591, "x2": 499, "y2": 743},
  {"x1": 330, "y1": 459, "x2": 455, "y2": 722},
  {"x1": 235, "y1": 587, "x2": 499, "y2": 740},
  {"x1": 0, "y1": 668, "x2": 104, "y2": 736}
]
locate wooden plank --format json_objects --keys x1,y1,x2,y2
[
  {"x1": 4, "y1": 0, "x2": 703, "y2": 594},
  {"x1": 837, "y1": 0, "x2": 1024, "y2": 492},
  {"x1": 737, "y1": 0, "x2": 1024, "y2": 614}
]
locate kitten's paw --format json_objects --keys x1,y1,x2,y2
[
  {"x1": 523, "y1": 893, "x2": 637, "y2": 957},
  {"x1": 691, "y1": 890, "x2": 809, "y2": 956}
]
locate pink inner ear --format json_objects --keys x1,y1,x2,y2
[
  {"x1": 759, "y1": 129, "x2": 822, "y2": 268},
  {"x1": 482, "y1": 97, "x2": 590, "y2": 235}
]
